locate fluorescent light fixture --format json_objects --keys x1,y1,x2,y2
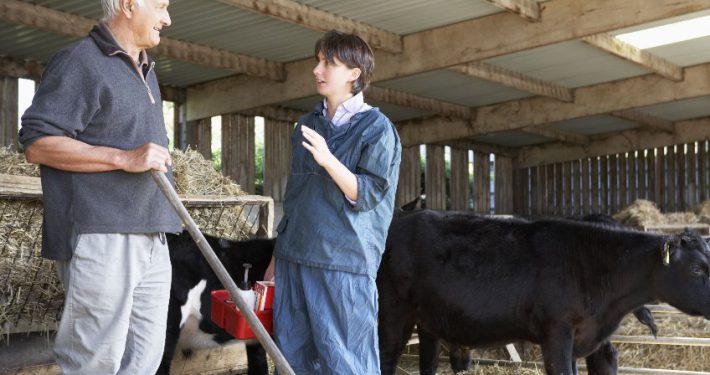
[{"x1": 615, "y1": 15, "x2": 710, "y2": 49}]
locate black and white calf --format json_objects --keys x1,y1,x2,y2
[{"x1": 156, "y1": 231, "x2": 274, "y2": 375}]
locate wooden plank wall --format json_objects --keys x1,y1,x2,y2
[
  {"x1": 473, "y1": 151, "x2": 491, "y2": 213},
  {"x1": 222, "y1": 114, "x2": 255, "y2": 194},
  {"x1": 0, "y1": 77, "x2": 18, "y2": 150},
  {"x1": 450, "y1": 147, "x2": 469, "y2": 211},
  {"x1": 263, "y1": 118, "x2": 293, "y2": 202},
  {"x1": 515, "y1": 140, "x2": 710, "y2": 216},
  {"x1": 395, "y1": 145, "x2": 421, "y2": 208},
  {"x1": 425, "y1": 144, "x2": 447, "y2": 210},
  {"x1": 185, "y1": 118, "x2": 211, "y2": 160},
  {"x1": 495, "y1": 156, "x2": 514, "y2": 214}
]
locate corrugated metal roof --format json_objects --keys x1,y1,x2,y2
[
  {"x1": 636, "y1": 96, "x2": 710, "y2": 121},
  {"x1": 377, "y1": 70, "x2": 533, "y2": 107},
  {"x1": 485, "y1": 41, "x2": 650, "y2": 88},
  {"x1": 294, "y1": 0, "x2": 503, "y2": 34},
  {"x1": 154, "y1": 58, "x2": 234, "y2": 87},
  {"x1": 548, "y1": 115, "x2": 640, "y2": 136},
  {"x1": 0, "y1": 21, "x2": 79, "y2": 63}
]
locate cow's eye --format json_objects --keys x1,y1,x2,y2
[{"x1": 690, "y1": 264, "x2": 708, "y2": 277}]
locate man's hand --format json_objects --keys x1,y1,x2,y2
[{"x1": 120, "y1": 143, "x2": 172, "y2": 173}]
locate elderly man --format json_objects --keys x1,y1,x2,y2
[{"x1": 19, "y1": 0, "x2": 180, "y2": 374}]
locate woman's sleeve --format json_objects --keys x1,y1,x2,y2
[{"x1": 350, "y1": 121, "x2": 401, "y2": 212}]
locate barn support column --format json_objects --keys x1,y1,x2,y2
[
  {"x1": 450, "y1": 147, "x2": 469, "y2": 211},
  {"x1": 0, "y1": 76, "x2": 18, "y2": 150},
  {"x1": 425, "y1": 144, "x2": 446, "y2": 210},
  {"x1": 395, "y1": 145, "x2": 422, "y2": 209},
  {"x1": 494, "y1": 155, "x2": 514, "y2": 214},
  {"x1": 263, "y1": 117, "x2": 293, "y2": 203},
  {"x1": 222, "y1": 113, "x2": 255, "y2": 194},
  {"x1": 473, "y1": 151, "x2": 490, "y2": 214},
  {"x1": 186, "y1": 118, "x2": 211, "y2": 160}
]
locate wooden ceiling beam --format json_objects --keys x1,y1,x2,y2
[
  {"x1": 368, "y1": 86, "x2": 476, "y2": 120},
  {"x1": 217, "y1": 0, "x2": 402, "y2": 53},
  {"x1": 441, "y1": 140, "x2": 517, "y2": 158},
  {"x1": 520, "y1": 125, "x2": 589, "y2": 144},
  {"x1": 516, "y1": 117, "x2": 710, "y2": 168},
  {"x1": 188, "y1": 0, "x2": 710, "y2": 120},
  {"x1": 448, "y1": 61, "x2": 574, "y2": 102},
  {"x1": 610, "y1": 109, "x2": 675, "y2": 133},
  {"x1": 581, "y1": 33, "x2": 683, "y2": 81},
  {"x1": 391, "y1": 62, "x2": 710, "y2": 146},
  {"x1": 0, "y1": 56, "x2": 43, "y2": 81},
  {"x1": 0, "y1": 0, "x2": 285, "y2": 81},
  {"x1": 483, "y1": 0, "x2": 541, "y2": 22}
]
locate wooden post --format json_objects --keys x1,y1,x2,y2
[
  {"x1": 600, "y1": 156, "x2": 609, "y2": 215},
  {"x1": 513, "y1": 167, "x2": 525, "y2": 216},
  {"x1": 700, "y1": 141, "x2": 708, "y2": 201},
  {"x1": 591, "y1": 157, "x2": 599, "y2": 214},
  {"x1": 609, "y1": 154, "x2": 618, "y2": 214},
  {"x1": 654, "y1": 147, "x2": 664, "y2": 210},
  {"x1": 546, "y1": 164, "x2": 555, "y2": 216},
  {"x1": 562, "y1": 161, "x2": 571, "y2": 216},
  {"x1": 619, "y1": 153, "x2": 628, "y2": 211},
  {"x1": 396, "y1": 145, "x2": 422, "y2": 208},
  {"x1": 0, "y1": 77, "x2": 19, "y2": 150},
  {"x1": 555, "y1": 163, "x2": 563, "y2": 216},
  {"x1": 687, "y1": 142, "x2": 697, "y2": 208},
  {"x1": 186, "y1": 118, "x2": 212, "y2": 160},
  {"x1": 222, "y1": 114, "x2": 255, "y2": 194},
  {"x1": 450, "y1": 147, "x2": 469, "y2": 211},
  {"x1": 530, "y1": 165, "x2": 539, "y2": 216},
  {"x1": 425, "y1": 144, "x2": 446, "y2": 210},
  {"x1": 572, "y1": 159, "x2": 581, "y2": 216},
  {"x1": 668, "y1": 145, "x2": 677, "y2": 212},
  {"x1": 495, "y1": 155, "x2": 514, "y2": 214},
  {"x1": 582, "y1": 158, "x2": 591, "y2": 215},
  {"x1": 263, "y1": 118, "x2": 293, "y2": 203},
  {"x1": 638, "y1": 149, "x2": 648, "y2": 200}
]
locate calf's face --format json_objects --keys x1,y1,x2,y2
[{"x1": 655, "y1": 231, "x2": 710, "y2": 319}]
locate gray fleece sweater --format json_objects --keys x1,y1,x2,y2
[{"x1": 19, "y1": 23, "x2": 181, "y2": 260}]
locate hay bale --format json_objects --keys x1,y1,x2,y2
[
  {"x1": 171, "y1": 148, "x2": 243, "y2": 197},
  {"x1": 695, "y1": 200, "x2": 710, "y2": 224},
  {"x1": 613, "y1": 199, "x2": 667, "y2": 228},
  {"x1": 0, "y1": 147, "x2": 39, "y2": 177},
  {"x1": 664, "y1": 212, "x2": 700, "y2": 224}
]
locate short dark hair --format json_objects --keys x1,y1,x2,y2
[{"x1": 314, "y1": 30, "x2": 374, "y2": 94}]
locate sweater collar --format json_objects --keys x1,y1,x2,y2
[{"x1": 89, "y1": 22, "x2": 150, "y2": 67}]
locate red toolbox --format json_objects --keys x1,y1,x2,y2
[{"x1": 211, "y1": 289, "x2": 273, "y2": 340}]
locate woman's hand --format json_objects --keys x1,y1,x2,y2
[{"x1": 301, "y1": 126, "x2": 334, "y2": 167}]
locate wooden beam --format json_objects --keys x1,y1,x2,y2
[
  {"x1": 188, "y1": 0, "x2": 710, "y2": 119},
  {"x1": 449, "y1": 61, "x2": 574, "y2": 102},
  {"x1": 516, "y1": 117, "x2": 710, "y2": 168},
  {"x1": 0, "y1": 0, "x2": 284, "y2": 81},
  {"x1": 240, "y1": 106, "x2": 303, "y2": 123},
  {"x1": 483, "y1": 0, "x2": 541, "y2": 22},
  {"x1": 610, "y1": 109, "x2": 675, "y2": 133},
  {"x1": 396, "y1": 63, "x2": 710, "y2": 146},
  {"x1": 368, "y1": 86, "x2": 476, "y2": 120},
  {"x1": 442, "y1": 140, "x2": 517, "y2": 158},
  {"x1": 581, "y1": 33, "x2": 684, "y2": 81},
  {"x1": 521, "y1": 125, "x2": 589, "y2": 144},
  {"x1": 0, "y1": 56, "x2": 43, "y2": 80},
  {"x1": 217, "y1": 0, "x2": 402, "y2": 53},
  {"x1": 159, "y1": 86, "x2": 186, "y2": 104},
  {"x1": 396, "y1": 117, "x2": 475, "y2": 148}
]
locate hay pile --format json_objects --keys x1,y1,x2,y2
[
  {"x1": 695, "y1": 200, "x2": 710, "y2": 224},
  {"x1": 664, "y1": 212, "x2": 700, "y2": 224},
  {"x1": 613, "y1": 199, "x2": 666, "y2": 228},
  {"x1": 1, "y1": 148, "x2": 260, "y2": 334}
]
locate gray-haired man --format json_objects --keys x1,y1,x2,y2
[{"x1": 19, "y1": 1, "x2": 181, "y2": 373}]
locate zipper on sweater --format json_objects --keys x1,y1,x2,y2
[{"x1": 112, "y1": 51, "x2": 156, "y2": 104}]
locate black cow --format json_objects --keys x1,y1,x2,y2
[
  {"x1": 377, "y1": 210, "x2": 710, "y2": 375},
  {"x1": 156, "y1": 231, "x2": 274, "y2": 375}
]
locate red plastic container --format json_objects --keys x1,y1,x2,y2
[{"x1": 211, "y1": 289, "x2": 273, "y2": 340}]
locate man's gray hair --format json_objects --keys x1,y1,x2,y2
[{"x1": 101, "y1": 0, "x2": 144, "y2": 21}]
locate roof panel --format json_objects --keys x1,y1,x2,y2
[
  {"x1": 485, "y1": 41, "x2": 651, "y2": 88},
  {"x1": 155, "y1": 58, "x2": 234, "y2": 87},
  {"x1": 548, "y1": 115, "x2": 640, "y2": 136},
  {"x1": 377, "y1": 70, "x2": 533, "y2": 107},
  {"x1": 294, "y1": 0, "x2": 502, "y2": 34},
  {"x1": 0, "y1": 21, "x2": 79, "y2": 63},
  {"x1": 636, "y1": 96, "x2": 710, "y2": 121},
  {"x1": 473, "y1": 131, "x2": 550, "y2": 147}
]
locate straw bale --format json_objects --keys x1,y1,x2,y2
[
  {"x1": 664, "y1": 212, "x2": 700, "y2": 224},
  {"x1": 171, "y1": 148, "x2": 243, "y2": 197},
  {"x1": 613, "y1": 199, "x2": 666, "y2": 228},
  {"x1": 695, "y1": 200, "x2": 710, "y2": 224}
]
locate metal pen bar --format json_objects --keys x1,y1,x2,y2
[{"x1": 151, "y1": 171, "x2": 295, "y2": 375}]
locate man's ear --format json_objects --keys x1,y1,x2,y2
[{"x1": 120, "y1": 0, "x2": 134, "y2": 18}]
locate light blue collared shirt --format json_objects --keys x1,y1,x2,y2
[{"x1": 322, "y1": 92, "x2": 373, "y2": 127}]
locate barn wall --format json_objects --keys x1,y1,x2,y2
[
  {"x1": 0, "y1": 77, "x2": 18, "y2": 150},
  {"x1": 222, "y1": 114, "x2": 255, "y2": 194},
  {"x1": 263, "y1": 118, "x2": 293, "y2": 202},
  {"x1": 514, "y1": 140, "x2": 710, "y2": 216}
]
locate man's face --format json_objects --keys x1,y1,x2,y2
[{"x1": 130, "y1": 0, "x2": 171, "y2": 49}]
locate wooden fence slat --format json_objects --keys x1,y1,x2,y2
[
  {"x1": 223, "y1": 114, "x2": 255, "y2": 194},
  {"x1": 546, "y1": 164, "x2": 555, "y2": 216},
  {"x1": 679, "y1": 144, "x2": 687, "y2": 211},
  {"x1": 582, "y1": 158, "x2": 591, "y2": 215},
  {"x1": 687, "y1": 142, "x2": 697, "y2": 208},
  {"x1": 425, "y1": 145, "x2": 447, "y2": 210},
  {"x1": 609, "y1": 154, "x2": 618, "y2": 214},
  {"x1": 484, "y1": 154, "x2": 491, "y2": 214},
  {"x1": 263, "y1": 118, "x2": 293, "y2": 202},
  {"x1": 655, "y1": 147, "x2": 664, "y2": 210},
  {"x1": 554, "y1": 163, "x2": 563, "y2": 216},
  {"x1": 600, "y1": 156, "x2": 609, "y2": 215},
  {"x1": 668, "y1": 145, "x2": 677, "y2": 211},
  {"x1": 619, "y1": 152, "x2": 628, "y2": 210},
  {"x1": 639, "y1": 149, "x2": 648, "y2": 201},
  {"x1": 495, "y1": 155, "x2": 514, "y2": 214},
  {"x1": 1, "y1": 77, "x2": 19, "y2": 150},
  {"x1": 533, "y1": 165, "x2": 542, "y2": 215},
  {"x1": 629, "y1": 151, "x2": 638, "y2": 204},
  {"x1": 450, "y1": 148, "x2": 469, "y2": 211},
  {"x1": 396, "y1": 146, "x2": 422, "y2": 208},
  {"x1": 514, "y1": 168, "x2": 526, "y2": 216},
  {"x1": 699, "y1": 141, "x2": 707, "y2": 202},
  {"x1": 591, "y1": 157, "x2": 599, "y2": 214},
  {"x1": 562, "y1": 162, "x2": 572, "y2": 216}
]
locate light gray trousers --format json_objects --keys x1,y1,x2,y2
[{"x1": 54, "y1": 233, "x2": 171, "y2": 375}]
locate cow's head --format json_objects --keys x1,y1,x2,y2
[{"x1": 654, "y1": 230, "x2": 710, "y2": 319}]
